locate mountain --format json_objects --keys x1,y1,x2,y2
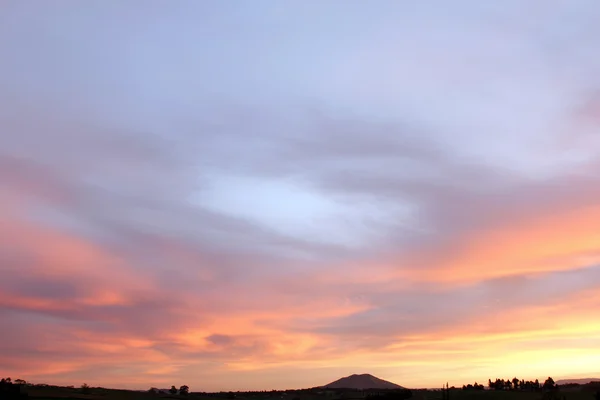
[
  {"x1": 322, "y1": 374, "x2": 404, "y2": 390},
  {"x1": 556, "y1": 378, "x2": 600, "y2": 385}
]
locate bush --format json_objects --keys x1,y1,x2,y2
[{"x1": 81, "y1": 384, "x2": 91, "y2": 395}]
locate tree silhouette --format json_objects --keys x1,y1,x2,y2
[
  {"x1": 512, "y1": 378, "x2": 519, "y2": 390},
  {"x1": 0, "y1": 378, "x2": 28, "y2": 400},
  {"x1": 179, "y1": 386, "x2": 189, "y2": 395},
  {"x1": 543, "y1": 377, "x2": 556, "y2": 390},
  {"x1": 170, "y1": 386, "x2": 178, "y2": 395}
]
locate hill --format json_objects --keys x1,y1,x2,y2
[
  {"x1": 322, "y1": 374, "x2": 404, "y2": 390},
  {"x1": 557, "y1": 378, "x2": 600, "y2": 385}
]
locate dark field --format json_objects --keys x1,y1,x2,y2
[{"x1": 416, "y1": 388, "x2": 598, "y2": 400}]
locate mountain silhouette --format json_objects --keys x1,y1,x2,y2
[
  {"x1": 556, "y1": 378, "x2": 600, "y2": 385},
  {"x1": 323, "y1": 374, "x2": 404, "y2": 390}
]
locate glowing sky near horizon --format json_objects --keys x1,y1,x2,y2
[{"x1": 1, "y1": 0, "x2": 600, "y2": 392}]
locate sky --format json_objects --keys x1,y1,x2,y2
[{"x1": 1, "y1": 0, "x2": 600, "y2": 392}]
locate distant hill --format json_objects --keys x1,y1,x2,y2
[
  {"x1": 556, "y1": 378, "x2": 600, "y2": 385},
  {"x1": 323, "y1": 374, "x2": 404, "y2": 390}
]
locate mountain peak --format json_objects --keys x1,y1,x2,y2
[{"x1": 323, "y1": 374, "x2": 404, "y2": 390}]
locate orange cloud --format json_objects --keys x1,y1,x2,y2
[
  {"x1": 404, "y1": 203, "x2": 600, "y2": 284},
  {"x1": 2, "y1": 164, "x2": 600, "y2": 391}
]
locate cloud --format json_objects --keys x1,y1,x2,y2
[
  {"x1": 2, "y1": 95, "x2": 600, "y2": 389},
  {"x1": 2, "y1": 0, "x2": 600, "y2": 392}
]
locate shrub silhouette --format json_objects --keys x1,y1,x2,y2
[
  {"x1": 462, "y1": 383, "x2": 484, "y2": 391},
  {"x1": 81, "y1": 383, "x2": 91, "y2": 395}
]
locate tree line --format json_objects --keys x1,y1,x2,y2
[
  {"x1": 1, "y1": 378, "x2": 192, "y2": 397},
  {"x1": 1, "y1": 378, "x2": 27, "y2": 385},
  {"x1": 461, "y1": 377, "x2": 556, "y2": 391},
  {"x1": 149, "y1": 385, "x2": 190, "y2": 395}
]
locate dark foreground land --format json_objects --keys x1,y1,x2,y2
[{"x1": 2, "y1": 381, "x2": 600, "y2": 400}]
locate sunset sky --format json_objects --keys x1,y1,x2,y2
[{"x1": 2, "y1": 0, "x2": 600, "y2": 392}]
